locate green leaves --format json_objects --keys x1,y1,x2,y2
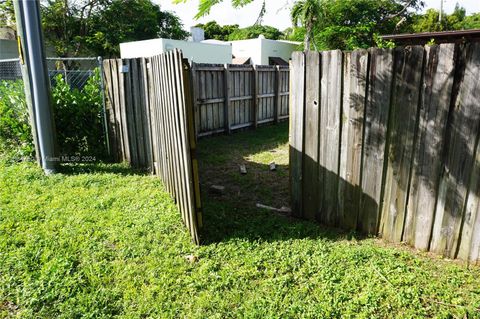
[
  {"x1": 51, "y1": 69, "x2": 106, "y2": 158},
  {"x1": 0, "y1": 80, "x2": 33, "y2": 159}
]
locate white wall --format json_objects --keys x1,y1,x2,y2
[
  {"x1": 229, "y1": 38, "x2": 262, "y2": 65},
  {"x1": 0, "y1": 39, "x2": 18, "y2": 59},
  {"x1": 120, "y1": 38, "x2": 232, "y2": 64},
  {"x1": 229, "y1": 38, "x2": 300, "y2": 65},
  {"x1": 259, "y1": 39, "x2": 300, "y2": 65}
]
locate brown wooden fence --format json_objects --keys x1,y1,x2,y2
[
  {"x1": 103, "y1": 50, "x2": 202, "y2": 244},
  {"x1": 290, "y1": 43, "x2": 480, "y2": 262},
  {"x1": 191, "y1": 63, "x2": 290, "y2": 137}
]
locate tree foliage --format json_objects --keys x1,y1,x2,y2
[
  {"x1": 194, "y1": 20, "x2": 239, "y2": 41},
  {"x1": 84, "y1": 0, "x2": 189, "y2": 57},
  {"x1": 228, "y1": 25, "x2": 283, "y2": 40},
  {"x1": 194, "y1": 20, "x2": 283, "y2": 41},
  {"x1": 0, "y1": 0, "x2": 188, "y2": 57},
  {"x1": 174, "y1": 0, "x2": 255, "y2": 19},
  {"x1": 291, "y1": 0, "x2": 322, "y2": 50},
  {"x1": 306, "y1": 0, "x2": 424, "y2": 50},
  {"x1": 411, "y1": 5, "x2": 480, "y2": 32}
]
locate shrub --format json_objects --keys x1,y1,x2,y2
[
  {"x1": 0, "y1": 80, "x2": 34, "y2": 160},
  {"x1": 0, "y1": 68, "x2": 107, "y2": 162},
  {"x1": 51, "y1": 68, "x2": 107, "y2": 159}
]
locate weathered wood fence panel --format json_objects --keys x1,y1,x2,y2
[
  {"x1": 103, "y1": 50, "x2": 202, "y2": 244},
  {"x1": 192, "y1": 63, "x2": 289, "y2": 136},
  {"x1": 290, "y1": 43, "x2": 480, "y2": 262}
]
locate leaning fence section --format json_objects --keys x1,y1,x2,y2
[
  {"x1": 191, "y1": 63, "x2": 289, "y2": 137},
  {"x1": 103, "y1": 50, "x2": 202, "y2": 244},
  {"x1": 290, "y1": 43, "x2": 480, "y2": 263}
]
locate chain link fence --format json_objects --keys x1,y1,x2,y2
[{"x1": 0, "y1": 56, "x2": 110, "y2": 158}]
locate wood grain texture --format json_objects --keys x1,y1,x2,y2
[
  {"x1": 358, "y1": 48, "x2": 394, "y2": 235},
  {"x1": 404, "y1": 44, "x2": 456, "y2": 249},
  {"x1": 431, "y1": 42, "x2": 480, "y2": 258},
  {"x1": 458, "y1": 135, "x2": 480, "y2": 262},
  {"x1": 191, "y1": 64, "x2": 289, "y2": 135},
  {"x1": 290, "y1": 52, "x2": 305, "y2": 218},
  {"x1": 319, "y1": 50, "x2": 342, "y2": 226},
  {"x1": 338, "y1": 49, "x2": 368, "y2": 230},
  {"x1": 302, "y1": 51, "x2": 321, "y2": 220},
  {"x1": 381, "y1": 46, "x2": 425, "y2": 242}
]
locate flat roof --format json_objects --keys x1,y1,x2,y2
[{"x1": 381, "y1": 29, "x2": 480, "y2": 41}]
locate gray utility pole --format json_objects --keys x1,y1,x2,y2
[
  {"x1": 14, "y1": 0, "x2": 57, "y2": 174},
  {"x1": 439, "y1": 0, "x2": 444, "y2": 23}
]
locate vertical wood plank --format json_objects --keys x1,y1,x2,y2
[
  {"x1": 253, "y1": 65, "x2": 259, "y2": 128},
  {"x1": 140, "y1": 58, "x2": 154, "y2": 172},
  {"x1": 290, "y1": 52, "x2": 305, "y2": 218},
  {"x1": 274, "y1": 66, "x2": 281, "y2": 123},
  {"x1": 431, "y1": 42, "x2": 480, "y2": 258},
  {"x1": 458, "y1": 136, "x2": 480, "y2": 262},
  {"x1": 358, "y1": 48, "x2": 394, "y2": 235},
  {"x1": 381, "y1": 46, "x2": 425, "y2": 242},
  {"x1": 131, "y1": 59, "x2": 146, "y2": 168},
  {"x1": 224, "y1": 64, "x2": 231, "y2": 133},
  {"x1": 319, "y1": 50, "x2": 342, "y2": 226},
  {"x1": 338, "y1": 49, "x2": 369, "y2": 230},
  {"x1": 302, "y1": 51, "x2": 321, "y2": 221},
  {"x1": 404, "y1": 44, "x2": 456, "y2": 249},
  {"x1": 117, "y1": 59, "x2": 131, "y2": 163},
  {"x1": 191, "y1": 63, "x2": 200, "y2": 139},
  {"x1": 102, "y1": 60, "x2": 119, "y2": 162}
]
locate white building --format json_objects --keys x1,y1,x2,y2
[
  {"x1": 0, "y1": 28, "x2": 18, "y2": 59},
  {"x1": 119, "y1": 38, "x2": 232, "y2": 64},
  {"x1": 228, "y1": 36, "x2": 300, "y2": 65}
]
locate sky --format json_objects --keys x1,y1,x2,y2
[{"x1": 157, "y1": 0, "x2": 480, "y2": 31}]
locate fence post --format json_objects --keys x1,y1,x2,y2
[
  {"x1": 274, "y1": 65, "x2": 281, "y2": 124},
  {"x1": 191, "y1": 62, "x2": 200, "y2": 140},
  {"x1": 253, "y1": 65, "x2": 259, "y2": 128},
  {"x1": 223, "y1": 63, "x2": 231, "y2": 134},
  {"x1": 98, "y1": 56, "x2": 111, "y2": 157}
]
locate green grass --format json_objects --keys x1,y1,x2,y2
[{"x1": 1, "y1": 123, "x2": 480, "y2": 318}]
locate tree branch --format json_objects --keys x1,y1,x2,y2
[{"x1": 384, "y1": 0, "x2": 415, "y2": 20}]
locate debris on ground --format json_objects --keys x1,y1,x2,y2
[
  {"x1": 269, "y1": 162, "x2": 276, "y2": 171},
  {"x1": 185, "y1": 254, "x2": 198, "y2": 263},
  {"x1": 239, "y1": 164, "x2": 247, "y2": 174},
  {"x1": 209, "y1": 184, "x2": 225, "y2": 194},
  {"x1": 256, "y1": 203, "x2": 292, "y2": 214}
]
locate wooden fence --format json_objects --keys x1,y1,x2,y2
[
  {"x1": 191, "y1": 63, "x2": 290, "y2": 136},
  {"x1": 290, "y1": 43, "x2": 480, "y2": 262},
  {"x1": 103, "y1": 50, "x2": 202, "y2": 244}
]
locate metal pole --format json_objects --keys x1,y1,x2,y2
[
  {"x1": 98, "y1": 56, "x2": 111, "y2": 157},
  {"x1": 14, "y1": 0, "x2": 57, "y2": 174},
  {"x1": 439, "y1": 0, "x2": 444, "y2": 23}
]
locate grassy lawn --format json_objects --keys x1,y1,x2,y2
[{"x1": 1, "y1": 122, "x2": 480, "y2": 318}]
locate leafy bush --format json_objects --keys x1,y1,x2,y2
[
  {"x1": 51, "y1": 68, "x2": 106, "y2": 158},
  {"x1": 0, "y1": 69, "x2": 107, "y2": 162},
  {"x1": 0, "y1": 80, "x2": 34, "y2": 159}
]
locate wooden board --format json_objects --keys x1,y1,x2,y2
[
  {"x1": 430, "y1": 42, "x2": 480, "y2": 258},
  {"x1": 458, "y1": 136, "x2": 480, "y2": 262},
  {"x1": 338, "y1": 49, "x2": 368, "y2": 230},
  {"x1": 319, "y1": 50, "x2": 342, "y2": 226},
  {"x1": 358, "y1": 48, "x2": 394, "y2": 235},
  {"x1": 290, "y1": 52, "x2": 305, "y2": 218},
  {"x1": 380, "y1": 46, "x2": 425, "y2": 242},
  {"x1": 302, "y1": 51, "x2": 321, "y2": 220},
  {"x1": 403, "y1": 44, "x2": 456, "y2": 249}
]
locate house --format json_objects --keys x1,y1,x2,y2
[
  {"x1": 119, "y1": 37, "x2": 232, "y2": 64},
  {"x1": 227, "y1": 35, "x2": 300, "y2": 65}
]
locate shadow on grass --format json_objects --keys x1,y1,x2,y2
[{"x1": 197, "y1": 122, "x2": 366, "y2": 244}]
